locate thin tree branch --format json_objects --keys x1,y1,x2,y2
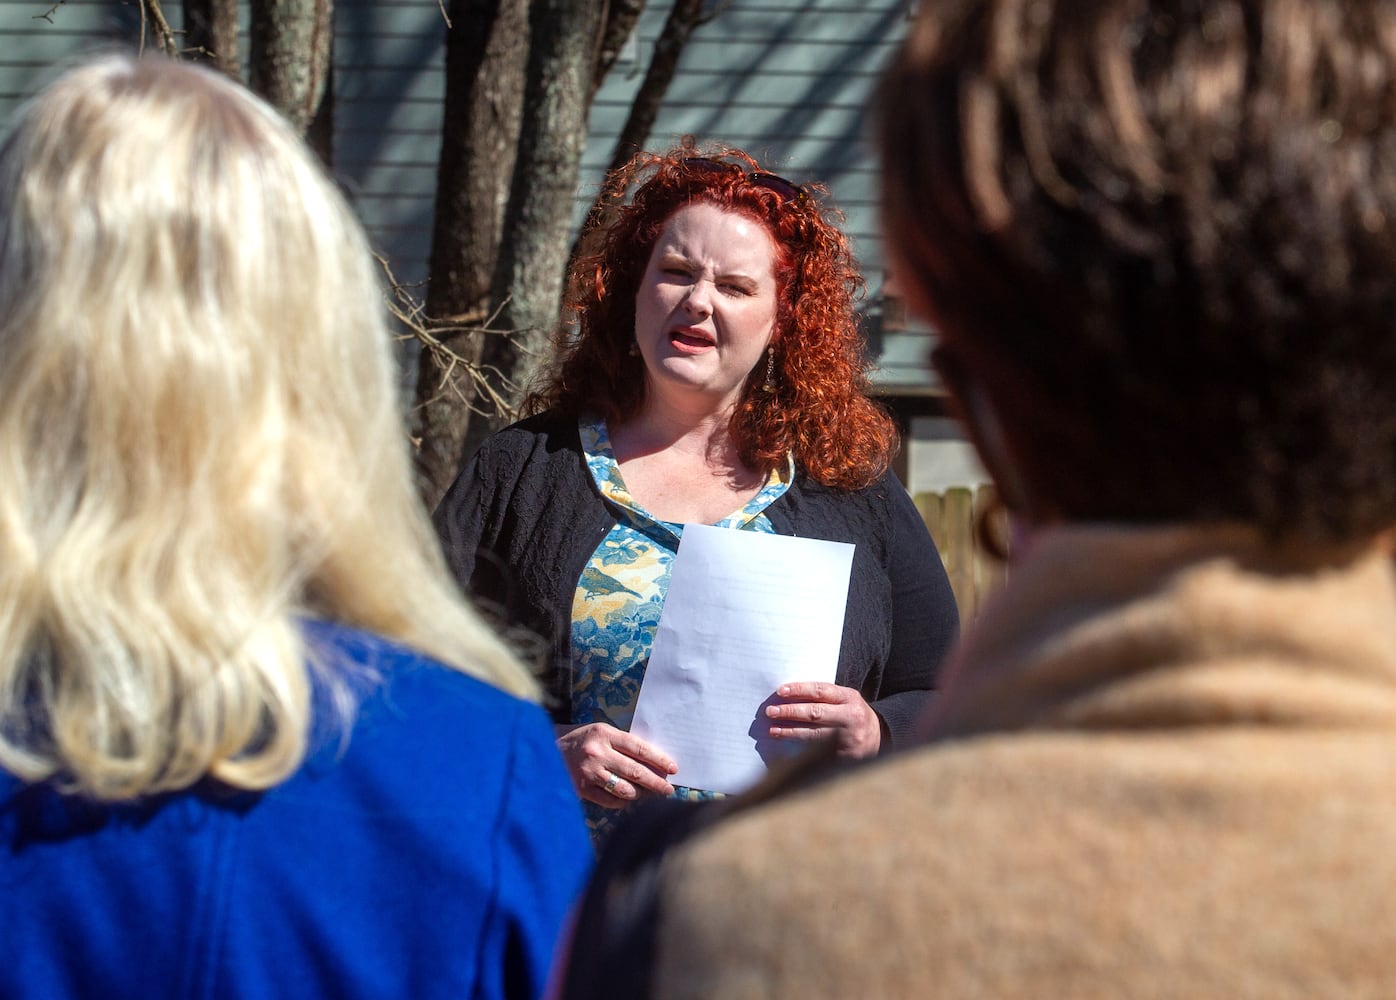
[
  {"x1": 696, "y1": 0, "x2": 731, "y2": 26},
  {"x1": 141, "y1": 0, "x2": 179, "y2": 55},
  {"x1": 377, "y1": 255, "x2": 531, "y2": 422},
  {"x1": 32, "y1": 0, "x2": 68, "y2": 23}
]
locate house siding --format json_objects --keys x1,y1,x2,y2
[{"x1": 1, "y1": 1, "x2": 141, "y2": 114}]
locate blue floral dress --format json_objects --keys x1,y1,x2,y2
[{"x1": 572, "y1": 415, "x2": 792, "y2": 843}]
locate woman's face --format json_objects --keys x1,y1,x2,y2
[{"x1": 632, "y1": 201, "x2": 779, "y2": 417}]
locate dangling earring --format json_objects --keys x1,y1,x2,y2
[
  {"x1": 628, "y1": 341, "x2": 640, "y2": 357},
  {"x1": 762, "y1": 347, "x2": 776, "y2": 392}
]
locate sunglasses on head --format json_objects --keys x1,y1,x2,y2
[{"x1": 680, "y1": 156, "x2": 806, "y2": 203}]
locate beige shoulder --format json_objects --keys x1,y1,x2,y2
[{"x1": 649, "y1": 729, "x2": 1396, "y2": 1000}]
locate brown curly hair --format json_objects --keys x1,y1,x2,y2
[
  {"x1": 523, "y1": 143, "x2": 896, "y2": 491},
  {"x1": 879, "y1": 0, "x2": 1396, "y2": 542}
]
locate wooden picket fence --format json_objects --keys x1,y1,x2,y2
[{"x1": 912, "y1": 484, "x2": 1007, "y2": 622}]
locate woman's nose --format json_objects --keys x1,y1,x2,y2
[{"x1": 682, "y1": 279, "x2": 713, "y2": 316}]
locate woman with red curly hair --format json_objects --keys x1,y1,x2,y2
[{"x1": 434, "y1": 145, "x2": 958, "y2": 842}]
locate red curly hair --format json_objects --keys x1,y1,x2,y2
[{"x1": 523, "y1": 143, "x2": 897, "y2": 491}]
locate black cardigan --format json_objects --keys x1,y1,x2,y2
[{"x1": 433, "y1": 412, "x2": 960, "y2": 748}]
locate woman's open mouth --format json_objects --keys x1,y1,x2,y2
[{"x1": 670, "y1": 327, "x2": 715, "y2": 353}]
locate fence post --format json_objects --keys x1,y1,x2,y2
[{"x1": 913, "y1": 484, "x2": 1007, "y2": 621}]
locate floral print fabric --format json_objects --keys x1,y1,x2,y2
[{"x1": 571, "y1": 415, "x2": 791, "y2": 843}]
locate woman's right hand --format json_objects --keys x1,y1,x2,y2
[{"x1": 556, "y1": 723, "x2": 679, "y2": 808}]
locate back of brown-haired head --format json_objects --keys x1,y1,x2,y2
[{"x1": 879, "y1": 0, "x2": 1396, "y2": 543}]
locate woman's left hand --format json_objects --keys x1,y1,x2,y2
[{"x1": 764, "y1": 682, "x2": 885, "y2": 759}]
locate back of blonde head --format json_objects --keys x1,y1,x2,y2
[{"x1": 0, "y1": 55, "x2": 536, "y2": 801}]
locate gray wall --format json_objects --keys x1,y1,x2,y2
[{"x1": 2, "y1": 1, "x2": 145, "y2": 113}]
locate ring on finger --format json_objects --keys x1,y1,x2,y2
[{"x1": 603, "y1": 771, "x2": 620, "y2": 793}]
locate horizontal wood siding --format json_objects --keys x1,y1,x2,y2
[
  {"x1": 0, "y1": 0, "x2": 439, "y2": 285},
  {"x1": 333, "y1": 0, "x2": 445, "y2": 285},
  {"x1": 0, "y1": 0, "x2": 144, "y2": 123}
]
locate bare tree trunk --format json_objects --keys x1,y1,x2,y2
[
  {"x1": 249, "y1": 0, "x2": 332, "y2": 136},
  {"x1": 412, "y1": 0, "x2": 530, "y2": 509},
  {"x1": 452, "y1": 0, "x2": 607, "y2": 465},
  {"x1": 591, "y1": 0, "x2": 647, "y2": 101},
  {"x1": 138, "y1": 0, "x2": 180, "y2": 56},
  {"x1": 302, "y1": 59, "x2": 333, "y2": 165},
  {"x1": 603, "y1": 0, "x2": 715, "y2": 178},
  {"x1": 414, "y1": 0, "x2": 719, "y2": 502},
  {"x1": 570, "y1": 0, "x2": 726, "y2": 271},
  {"x1": 183, "y1": 0, "x2": 240, "y2": 77}
]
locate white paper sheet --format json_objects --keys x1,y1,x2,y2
[{"x1": 630, "y1": 523, "x2": 855, "y2": 794}]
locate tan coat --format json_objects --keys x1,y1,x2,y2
[{"x1": 651, "y1": 526, "x2": 1396, "y2": 999}]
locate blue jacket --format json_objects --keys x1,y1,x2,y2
[{"x1": 0, "y1": 620, "x2": 592, "y2": 999}]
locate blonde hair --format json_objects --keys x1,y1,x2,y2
[{"x1": 0, "y1": 54, "x2": 537, "y2": 801}]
